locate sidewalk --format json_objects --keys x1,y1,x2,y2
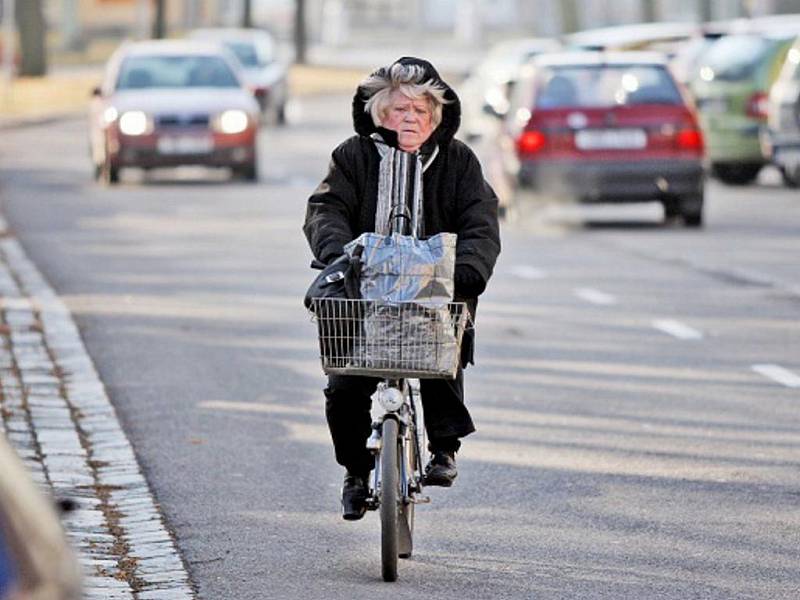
[{"x1": 0, "y1": 215, "x2": 194, "y2": 599}]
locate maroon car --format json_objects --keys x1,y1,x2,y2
[
  {"x1": 496, "y1": 51, "x2": 706, "y2": 226},
  {"x1": 89, "y1": 40, "x2": 261, "y2": 184}
]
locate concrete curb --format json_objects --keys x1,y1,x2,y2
[{"x1": 0, "y1": 216, "x2": 195, "y2": 599}]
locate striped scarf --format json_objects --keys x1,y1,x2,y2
[{"x1": 371, "y1": 134, "x2": 439, "y2": 237}]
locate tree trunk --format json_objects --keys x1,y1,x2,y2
[
  {"x1": 152, "y1": 0, "x2": 166, "y2": 39},
  {"x1": 294, "y1": 0, "x2": 306, "y2": 64},
  {"x1": 641, "y1": 0, "x2": 658, "y2": 22},
  {"x1": 242, "y1": 0, "x2": 252, "y2": 28},
  {"x1": 560, "y1": 0, "x2": 580, "y2": 34},
  {"x1": 15, "y1": 0, "x2": 46, "y2": 76}
]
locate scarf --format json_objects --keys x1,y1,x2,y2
[{"x1": 371, "y1": 134, "x2": 439, "y2": 237}]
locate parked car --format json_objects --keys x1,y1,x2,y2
[
  {"x1": 459, "y1": 37, "x2": 560, "y2": 141},
  {"x1": 564, "y1": 21, "x2": 700, "y2": 56},
  {"x1": 189, "y1": 28, "x2": 289, "y2": 124},
  {"x1": 763, "y1": 38, "x2": 800, "y2": 187},
  {"x1": 691, "y1": 29, "x2": 796, "y2": 184},
  {"x1": 89, "y1": 40, "x2": 261, "y2": 184},
  {"x1": 494, "y1": 52, "x2": 705, "y2": 226},
  {"x1": 669, "y1": 21, "x2": 732, "y2": 86}
]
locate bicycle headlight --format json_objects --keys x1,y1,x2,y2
[
  {"x1": 118, "y1": 110, "x2": 150, "y2": 136},
  {"x1": 217, "y1": 109, "x2": 249, "y2": 134},
  {"x1": 377, "y1": 387, "x2": 404, "y2": 412}
]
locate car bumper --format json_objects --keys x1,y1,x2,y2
[
  {"x1": 518, "y1": 158, "x2": 704, "y2": 202},
  {"x1": 110, "y1": 129, "x2": 256, "y2": 168},
  {"x1": 703, "y1": 123, "x2": 764, "y2": 163}
]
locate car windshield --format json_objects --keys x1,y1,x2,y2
[
  {"x1": 225, "y1": 41, "x2": 261, "y2": 67},
  {"x1": 116, "y1": 55, "x2": 239, "y2": 90},
  {"x1": 699, "y1": 35, "x2": 772, "y2": 81},
  {"x1": 536, "y1": 65, "x2": 682, "y2": 108}
]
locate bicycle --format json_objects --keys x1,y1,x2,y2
[{"x1": 310, "y1": 296, "x2": 469, "y2": 582}]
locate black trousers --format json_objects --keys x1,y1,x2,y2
[{"x1": 324, "y1": 369, "x2": 476, "y2": 476}]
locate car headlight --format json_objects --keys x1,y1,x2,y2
[
  {"x1": 103, "y1": 106, "x2": 119, "y2": 124},
  {"x1": 217, "y1": 110, "x2": 249, "y2": 134},
  {"x1": 118, "y1": 111, "x2": 150, "y2": 136}
]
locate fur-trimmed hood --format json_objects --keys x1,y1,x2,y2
[{"x1": 351, "y1": 56, "x2": 461, "y2": 147}]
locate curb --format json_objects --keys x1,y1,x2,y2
[{"x1": 0, "y1": 216, "x2": 195, "y2": 599}]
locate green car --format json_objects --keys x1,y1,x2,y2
[{"x1": 691, "y1": 31, "x2": 794, "y2": 184}]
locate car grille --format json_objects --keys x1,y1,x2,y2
[{"x1": 155, "y1": 114, "x2": 210, "y2": 128}]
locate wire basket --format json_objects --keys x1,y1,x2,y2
[{"x1": 310, "y1": 298, "x2": 470, "y2": 379}]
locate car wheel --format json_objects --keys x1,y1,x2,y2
[
  {"x1": 680, "y1": 193, "x2": 704, "y2": 228},
  {"x1": 780, "y1": 165, "x2": 800, "y2": 188},
  {"x1": 233, "y1": 161, "x2": 258, "y2": 182},
  {"x1": 663, "y1": 198, "x2": 681, "y2": 220},
  {"x1": 711, "y1": 163, "x2": 761, "y2": 185},
  {"x1": 276, "y1": 102, "x2": 287, "y2": 126},
  {"x1": 102, "y1": 158, "x2": 119, "y2": 185}
]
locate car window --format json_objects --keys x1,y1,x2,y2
[
  {"x1": 116, "y1": 55, "x2": 239, "y2": 90},
  {"x1": 699, "y1": 35, "x2": 772, "y2": 81},
  {"x1": 225, "y1": 41, "x2": 261, "y2": 67},
  {"x1": 535, "y1": 65, "x2": 683, "y2": 108}
]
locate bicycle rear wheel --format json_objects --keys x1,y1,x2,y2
[{"x1": 380, "y1": 418, "x2": 399, "y2": 582}]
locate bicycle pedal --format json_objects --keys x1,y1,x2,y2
[{"x1": 411, "y1": 495, "x2": 431, "y2": 504}]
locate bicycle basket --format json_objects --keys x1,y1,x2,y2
[{"x1": 310, "y1": 298, "x2": 469, "y2": 379}]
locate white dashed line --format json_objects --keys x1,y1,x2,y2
[
  {"x1": 652, "y1": 319, "x2": 703, "y2": 340},
  {"x1": 752, "y1": 364, "x2": 800, "y2": 388},
  {"x1": 510, "y1": 265, "x2": 547, "y2": 280},
  {"x1": 574, "y1": 288, "x2": 617, "y2": 305}
]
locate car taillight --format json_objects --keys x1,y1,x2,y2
[
  {"x1": 516, "y1": 130, "x2": 546, "y2": 155},
  {"x1": 249, "y1": 85, "x2": 267, "y2": 99},
  {"x1": 676, "y1": 128, "x2": 704, "y2": 152},
  {"x1": 745, "y1": 91, "x2": 769, "y2": 120}
]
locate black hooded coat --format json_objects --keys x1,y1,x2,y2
[{"x1": 303, "y1": 57, "x2": 501, "y2": 362}]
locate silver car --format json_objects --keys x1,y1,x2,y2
[
  {"x1": 189, "y1": 28, "x2": 289, "y2": 124},
  {"x1": 89, "y1": 40, "x2": 261, "y2": 184},
  {"x1": 764, "y1": 36, "x2": 800, "y2": 187}
]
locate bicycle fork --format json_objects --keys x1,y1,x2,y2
[{"x1": 365, "y1": 381, "x2": 429, "y2": 510}]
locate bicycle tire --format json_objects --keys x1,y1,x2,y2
[
  {"x1": 398, "y1": 423, "x2": 416, "y2": 559},
  {"x1": 380, "y1": 418, "x2": 399, "y2": 582}
]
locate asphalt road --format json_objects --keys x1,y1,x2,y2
[{"x1": 1, "y1": 95, "x2": 799, "y2": 599}]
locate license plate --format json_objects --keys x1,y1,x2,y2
[
  {"x1": 700, "y1": 98, "x2": 728, "y2": 114},
  {"x1": 575, "y1": 129, "x2": 647, "y2": 150},
  {"x1": 157, "y1": 135, "x2": 213, "y2": 155}
]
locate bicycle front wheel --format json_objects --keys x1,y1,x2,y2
[{"x1": 380, "y1": 418, "x2": 399, "y2": 582}]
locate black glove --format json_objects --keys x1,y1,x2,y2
[{"x1": 454, "y1": 264, "x2": 486, "y2": 298}]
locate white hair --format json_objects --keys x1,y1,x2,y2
[{"x1": 361, "y1": 63, "x2": 450, "y2": 129}]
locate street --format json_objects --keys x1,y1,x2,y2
[{"x1": 1, "y1": 93, "x2": 799, "y2": 599}]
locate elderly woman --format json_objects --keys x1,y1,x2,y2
[{"x1": 304, "y1": 57, "x2": 501, "y2": 520}]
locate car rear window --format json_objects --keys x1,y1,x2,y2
[
  {"x1": 535, "y1": 64, "x2": 683, "y2": 108},
  {"x1": 116, "y1": 55, "x2": 239, "y2": 90},
  {"x1": 699, "y1": 35, "x2": 772, "y2": 81}
]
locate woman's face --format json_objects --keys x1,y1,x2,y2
[{"x1": 381, "y1": 90, "x2": 435, "y2": 153}]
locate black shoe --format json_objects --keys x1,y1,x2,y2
[
  {"x1": 341, "y1": 473, "x2": 368, "y2": 521},
  {"x1": 423, "y1": 451, "x2": 457, "y2": 487}
]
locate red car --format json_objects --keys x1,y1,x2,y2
[
  {"x1": 496, "y1": 51, "x2": 705, "y2": 226},
  {"x1": 89, "y1": 40, "x2": 261, "y2": 184}
]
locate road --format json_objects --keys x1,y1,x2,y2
[{"x1": 1, "y1": 94, "x2": 799, "y2": 599}]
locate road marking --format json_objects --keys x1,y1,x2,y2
[
  {"x1": 509, "y1": 265, "x2": 547, "y2": 280},
  {"x1": 752, "y1": 364, "x2": 800, "y2": 388},
  {"x1": 574, "y1": 287, "x2": 617, "y2": 305},
  {"x1": 652, "y1": 319, "x2": 703, "y2": 340}
]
